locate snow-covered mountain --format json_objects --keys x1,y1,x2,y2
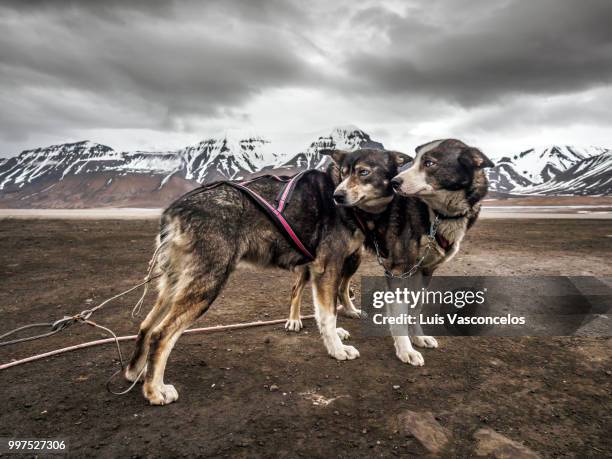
[
  {"x1": 1, "y1": 132, "x2": 609, "y2": 207},
  {"x1": 507, "y1": 146, "x2": 602, "y2": 183},
  {"x1": 180, "y1": 133, "x2": 283, "y2": 183},
  {"x1": 519, "y1": 151, "x2": 612, "y2": 196},
  {"x1": 281, "y1": 125, "x2": 384, "y2": 170},
  {"x1": 0, "y1": 141, "x2": 119, "y2": 191},
  {"x1": 0, "y1": 127, "x2": 386, "y2": 207},
  {"x1": 488, "y1": 145, "x2": 610, "y2": 196},
  {"x1": 0, "y1": 141, "x2": 182, "y2": 192},
  {"x1": 0, "y1": 134, "x2": 281, "y2": 192}
]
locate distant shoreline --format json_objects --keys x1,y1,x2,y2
[{"x1": 1, "y1": 207, "x2": 610, "y2": 220}]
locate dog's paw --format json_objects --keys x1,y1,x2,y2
[
  {"x1": 396, "y1": 349, "x2": 425, "y2": 366},
  {"x1": 330, "y1": 344, "x2": 360, "y2": 360},
  {"x1": 336, "y1": 327, "x2": 351, "y2": 340},
  {"x1": 411, "y1": 336, "x2": 438, "y2": 349},
  {"x1": 338, "y1": 305, "x2": 362, "y2": 319},
  {"x1": 144, "y1": 383, "x2": 179, "y2": 406},
  {"x1": 124, "y1": 364, "x2": 146, "y2": 382},
  {"x1": 285, "y1": 318, "x2": 303, "y2": 332}
]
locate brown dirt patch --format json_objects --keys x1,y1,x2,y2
[{"x1": 1, "y1": 219, "x2": 610, "y2": 457}]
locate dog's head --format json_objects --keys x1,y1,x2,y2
[
  {"x1": 391, "y1": 139, "x2": 494, "y2": 198},
  {"x1": 321, "y1": 148, "x2": 412, "y2": 212}
]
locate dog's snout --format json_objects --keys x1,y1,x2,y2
[
  {"x1": 333, "y1": 192, "x2": 346, "y2": 205},
  {"x1": 391, "y1": 177, "x2": 403, "y2": 192}
]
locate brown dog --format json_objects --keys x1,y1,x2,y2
[{"x1": 125, "y1": 148, "x2": 410, "y2": 404}]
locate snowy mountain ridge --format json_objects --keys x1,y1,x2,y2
[
  {"x1": 281, "y1": 126, "x2": 384, "y2": 170},
  {"x1": 0, "y1": 126, "x2": 375, "y2": 192},
  {"x1": 487, "y1": 145, "x2": 610, "y2": 195},
  {"x1": 0, "y1": 130, "x2": 610, "y2": 206}
]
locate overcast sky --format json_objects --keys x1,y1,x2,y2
[{"x1": 1, "y1": 0, "x2": 611, "y2": 158}]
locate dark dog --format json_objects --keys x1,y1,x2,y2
[
  {"x1": 125, "y1": 148, "x2": 410, "y2": 405},
  {"x1": 286, "y1": 139, "x2": 494, "y2": 366},
  {"x1": 284, "y1": 148, "x2": 410, "y2": 331},
  {"x1": 384, "y1": 138, "x2": 493, "y2": 364}
]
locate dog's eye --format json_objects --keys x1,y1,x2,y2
[
  {"x1": 358, "y1": 169, "x2": 370, "y2": 176},
  {"x1": 423, "y1": 160, "x2": 435, "y2": 168}
]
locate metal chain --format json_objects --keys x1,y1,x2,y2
[{"x1": 372, "y1": 215, "x2": 440, "y2": 279}]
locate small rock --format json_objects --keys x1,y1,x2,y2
[
  {"x1": 393, "y1": 410, "x2": 450, "y2": 454},
  {"x1": 473, "y1": 428, "x2": 541, "y2": 458},
  {"x1": 393, "y1": 385, "x2": 400, "y2": 390},
  {"x1": 269, "y1": 384, "x2": 279, "y2": 392}
]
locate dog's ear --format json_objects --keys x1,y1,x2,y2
[
  {"x1": 388, "y1": 151, "x2": 413, "y2": 168},
  {"x1": 320, "y1": 149, "x2": 349, "y2": 164},
  {"x1": 459, "y1": 147, "x2": 494, "y2": 170},
  {"x1": 415, "y1": 139, "x2": 444, "y2": 155}
]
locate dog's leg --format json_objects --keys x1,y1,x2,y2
[
  {"x1": 143, "y1": 254, "x2": 231, "y2": 405},
  {"x1": 386, "y1": 275, "x2": 424, "y2": 366},
  {"x1": 311, "y1": 267, "x2": 359, "y2": 360},
  {"x1": 393, "y1": 336, "x2": 425, "y2": 366},
  {"x1": 411, "y1": 335, "x2": 439, "y2": 348},
  {"x1": 143, "y1": 306, "x2": 198, "y2": 405},
  {"x1": 125, "y1": 295, "x2": 169, "y2": 382},
  {"x1": 337, "y1": 251, "x2": 362, "y2": 319},
  {"x1": 125, "y1": 274, "x2": 173, "y2": 382},
  {"x1": 408, "y1": 314, "x2": 438, "y2": 349},
  {"x1": 285, "y1": 266, "x2": 309, "y2": 332},
  {"x1": 337, "y1": 278, "x2": 360, "y2": 319},
  {"x1": 335, "y1": 275, "x2": 357, "y2": 340},
  {"x1": 143, "y1": 287, "x2": 219, "y2": 406},
  {"x1": 409, "y1": 274, "x2": 438, "y2": 349}
]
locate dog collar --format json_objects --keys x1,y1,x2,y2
[{"x1": 433, "y1": 210, "x2": 468, "y2": 220}]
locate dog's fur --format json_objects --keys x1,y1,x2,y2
[
  {"x1": 386, "y1": 138, "x2": 493, "y2": 364},
  {"x1": 285, "y1": 139, "x2": 494, "y2": 366},
  {"x1": 125, "y1": 149, "x2": 409, "y2": 405}
]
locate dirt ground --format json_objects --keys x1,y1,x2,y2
[
  {"x1": 1, "y1": 219, "x2": 610, "y2": 458},
  {"x1": 484, "y1": 195, "x2": 612, "y2": 207}
]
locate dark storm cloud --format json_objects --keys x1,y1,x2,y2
[
  {"x1": 344, "y1": 0, "x2": 612, "y2": 105},
  {"x1": 0, "y1": 0, "x2": 611, "y2": 154},
  {"x1": 0, "y1": 0, "x2": 314, "y2": 144}
]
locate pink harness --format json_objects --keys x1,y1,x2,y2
[{"x1": 184, "y1": 171, "x2": 315, "y2": 261}]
